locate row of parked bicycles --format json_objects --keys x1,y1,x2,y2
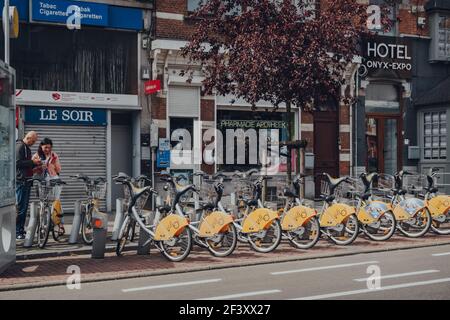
[
  {"x1": 26, "y1": 166, "x2": 449, "y2": 256},
  {"x1": 111, "y1": 167, "x2": 450, "y2": 262}
]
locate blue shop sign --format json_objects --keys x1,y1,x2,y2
[
  {"x1": 31, "y1": 0, "x2": 109, "y2": 27},
  {"x1": 25, "y1": 107, "x2": 107, "y2": 126}
]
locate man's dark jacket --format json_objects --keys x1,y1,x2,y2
[{"x1": 16, "y1": 140, "x2": 35, "y2": 182}]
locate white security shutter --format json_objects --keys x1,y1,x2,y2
[
  {"x1": 24, "y1": 125, "x2": 107, "y2": 212},
  {"x1": 168, "y1": 86, "x2": 200, "y2": 117}
]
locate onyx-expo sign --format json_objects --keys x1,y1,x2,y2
[
  {"x1": 25, "y1": 107, "x2": 107, "y2": 126},
  {"x1": 362, "y1": 36, "x2": 413, "y2": 79}
]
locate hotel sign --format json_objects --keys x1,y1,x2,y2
[{"x1": 362, "y1": 36, "x2": 413, "y2": 79}]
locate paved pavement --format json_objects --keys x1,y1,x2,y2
[
  {"x1": 2, "y1": 232, "x2": 450, "y2": 292},
  {"x1": 1, "y1": 244, "x2": 450, "y2": 300}
]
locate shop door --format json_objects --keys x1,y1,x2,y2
[
  {"x1": 111, "y1": 125, "x2": 132, "y2": 208},
  {"x1": 314, "y1": 111, "x2": 339, "y2": 197},
  {"x1": 366, "y1": 116, "x2": 400, "y2": 175}
]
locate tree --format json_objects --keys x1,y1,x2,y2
[{"x1": 181, "y1": 0, "x2": 374, "y2": 182}]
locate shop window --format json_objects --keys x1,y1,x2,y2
[
  {"x1": 9, "y1": 24, "x2": 137, "y2": 94},
  {"x1": 423, "y1": 111, "x2": 447, "y2": 160}
]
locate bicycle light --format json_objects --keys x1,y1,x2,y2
[{"x1": 93, "y1": 218, "x2": 103, "y2": 229}]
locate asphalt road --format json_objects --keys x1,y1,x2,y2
[{"x1": 1, "y1": 244, "x2": 450, "y2": 300}]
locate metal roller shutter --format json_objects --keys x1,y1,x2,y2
[
  {"x1": 24, "y1": 125, "x2": 107, "y2": 212},
  {"x1": 168, "y1": 86, "x2": 200, "y2": 117}
]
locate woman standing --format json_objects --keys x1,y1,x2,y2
[{"x1": 33, "y1": 138, "x2": 65, "y2": 235}]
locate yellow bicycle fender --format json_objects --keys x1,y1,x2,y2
[
  {"x1": 393, "y1": 198, "x2": 426, "y2": 221},
  {"x1": 358, "y1": 201, "x2": 391, "y2": 225},
  {"x1": 241, "y1": 208, "x2": 279, "y2": 233},
  {"x1": 281, "y1": 206, "x2": 317, "y2": 231},
  {"x1": 320, "y1": 203, "x2": 356, "y2": 227},
  {"x1": 198, "y1": 211, "x2": 234, "y2": 238},
  {"x1": 427, "y1": 196, "x2": 450, "y2": 217},
  {"x1": 154, "y1": 215, "x2": 189, "y2": 241}
]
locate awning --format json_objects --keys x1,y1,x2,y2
[{"x1": 415, "y1": 76, "x2": 450, "y2": 106}]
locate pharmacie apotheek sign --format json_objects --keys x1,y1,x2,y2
[{"x1": 362, "y1": 36, "x2": 413, "y2": 79}]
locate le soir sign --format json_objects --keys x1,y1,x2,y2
[
  {"x1": 362, "y1": 35, "x2": 413, "y2": 79},
  {"x1": 25, "y1": 107, "x2": 107, "y2": 126}
]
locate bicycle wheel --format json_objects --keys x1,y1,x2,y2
[
  {"x1": 430, "y1": 211, "x2": 450, "y2": 235},
  {"x1": 206, "y1": 223, "x2": 238, "y2": 257},
  {"x1": 363, "y1": 211, "x2": 396, "y2": 241},
  {"x1": 81, "y1": 206, "x2": 94, "y2": 245},
  {"x1": 328, "y1": 214, "x2": 359, "y2": 245},
  {"x1": 287, "y1": 216, "x2": 320, "y2": 249},
  {"x1": 37, "y1": 205, "x2": 51, "y2": 249},
  {"x1": 398, "y1": 207, "x2": 432, "y2": 238},
  {"x1": 248, "y1": 219, "x2": 282, "y2": 253},
  {"x1": 157, "y1": 227, "x2": 192, "y2": 262},
  {"x1": 116, "y1": 215, "x2": 134, "y2": 256}
]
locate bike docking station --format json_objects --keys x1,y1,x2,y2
[
  {"x1": 69, "y1": 200, "x2": 83, "y2": 244},
  {"x1": 111, "y1": 198, "x2": 125, "y2": 242},
  {"x1": 24, "y1": 202, "x2": 39, "y2": 248},
  {"x1": 136, "y1": 195, "x2": 164, "y2": 256},
  {"x1": 91, "y1": 210, "x2": 108, "y2": 259}
]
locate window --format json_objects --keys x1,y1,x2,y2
[
  {"x1": 369, "y1": 0, "x2": 397, "y2": 36},
  {"x1": 423, "y1": 111, "x2": 447, "y2": 160},
  {"x1": 437, "y1": 15, "x2": 450, "y2": 59},
  {"x1": 187, "y1": 0, "x2": 204, "y2": 12}
]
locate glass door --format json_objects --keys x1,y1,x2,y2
[{"x1": 366, "y1": 116, "x2": 400, "y2": 174}]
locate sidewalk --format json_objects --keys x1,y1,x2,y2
[{"x1": 3, "y1": 232, "x2": 450, "y2": 291}]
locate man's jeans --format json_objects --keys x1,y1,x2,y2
[{"x1": 16, "y1": 181, "x2": 31, "y2": 236}]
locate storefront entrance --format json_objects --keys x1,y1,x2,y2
[
  {"x1": 366, "y1": 115, "x2": 401, "y2": 175},
  {"x1": 314, "y1": 110, "x2": 339, "y2": 197}
]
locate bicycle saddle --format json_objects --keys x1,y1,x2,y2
[
  {"x1": 283, "y1": 188, "x2": 298, "y2": 199},
  {"x1": 323, "y1": 173, "x2": 348, "y2": 189},
  {"x1": 201, "y1": 202, "x2": 216, "y2": 211},
  {"x1": 157, "y1": 205, "x2": 171, "y2": 213},
  {"x1": 49, "y1": 179, "x2": 66, "y2": 186}
]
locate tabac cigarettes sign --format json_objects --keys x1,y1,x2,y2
[{"x1": 362, "y1": 36, "x2": 413, "y2": 79}]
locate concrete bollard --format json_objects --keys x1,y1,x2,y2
[
  {"x1": 111, "y1": 198, "x2": 124, "y2": 241},
  {"x1": 24, "y1": 202, "x2": 38, "y2": 248},
  {"x1": 69, "y1": 200, "x2": 82, "y2": 244},
  {"x1": 91, "y1": 211, "x2": 108, "y2": 259}
]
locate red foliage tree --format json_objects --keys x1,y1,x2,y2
[{"x1": 182, "y1": 0, "x2": 374, "y2": 181}]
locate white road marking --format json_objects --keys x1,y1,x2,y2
[
  {"x1": 432, "y1": 252, "x2": 450, "y2": 257},
  {"x1": 293, "y1": 277, "x2": 450, "y2": 300},
  {"x1": 198, "y1": 289, "x2": 281, "y2": 300},
  {"x1": 271, "y1": 261, "x2": 379, "y2": 275},
  {"x1": 122, "y1": 278, "x2": 222, "y2": 293},
  {"x1": 353, "y1": 270, "x2": 440, "y2": 282}
]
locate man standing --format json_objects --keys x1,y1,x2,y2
[{"x1": 16, "y1": 131, "x2": 41, "y2": 239}]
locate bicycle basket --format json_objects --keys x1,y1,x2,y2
[
  {"x1": 403, "y1": 174, "x2": 427, "y2": 194},
  {"x1": 373, "y1": 174, "x2": 395, "y2": 191},
  {"x1": 198, "y1": 178, "x2": 216, "y2": 204},
  {"x1": 87, "y1": 182, "x2": 107, "y2": 200},
  {"x1": 320, "y1": 179, "x2": 330, "y2": 196},
  {"x1": 232, "y1": 177, "x2": 253, "y2": 200},
  {"x1": 334, "y1": 177, "x2": 359, "y2": 203},
  {"x1": 37, "y1": 184, "x2": 59, "y2": 201}
]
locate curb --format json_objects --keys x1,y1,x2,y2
[
  {"x1": 16, "y1": 243, "x2": 139, "y2": 261},
  {"x1": 1, "y1": 240, "x2": 450, "y2": 292}
]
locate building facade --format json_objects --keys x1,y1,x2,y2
[
  {"x1": 4, "y1": 0, "x2": 155, "y2": 211},
  {"x1": 150, "y1": 0, "x2": 356, "y2": 198},
  {"x1": 356, "y1": 0, "x2": 450, "y2": 193}
]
